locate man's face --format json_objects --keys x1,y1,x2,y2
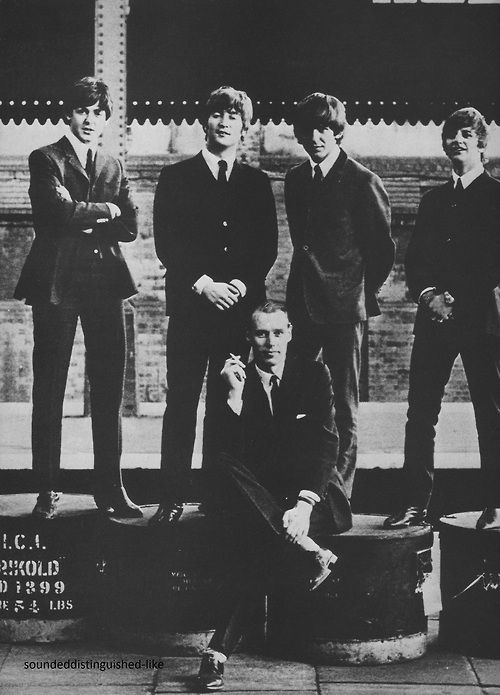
[
  {"x1": 205, "y1": 108, "x2": 244, "y2": 153},
  {"x1": 68, "y1": 102, "x2": 107, "y2": 146},
  {"x1": 443, "y1": 126, "x2": 483, "y2": 173},
  {"x1": 248, "y1": 310, "x2": 292, "y2": 371},
  {"x1": 295, "y1": 124, "x2": 338, "y2": 163}
]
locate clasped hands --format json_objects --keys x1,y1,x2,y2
[
  {"x1": 423, "y1": 290, "x2": 455, "y2": 323},
  {"x1": 202, "y1": 281, "x2": 241, "y2": 310}
]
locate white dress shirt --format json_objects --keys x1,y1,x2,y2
[
  {"x1": 308, "y1": 143, "x2": 341, "y2": 179},
  {"x1": 192, "y1": 148, "x2": 246, "y2": 297}
]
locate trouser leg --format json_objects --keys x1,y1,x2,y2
[
  {"x1": 80, "y1": 295, "x2": 126, "y2": 489},
  {"x1": 321, "y1": 322, "x2": 364, "y2": 498},
  {"x1": 403, "y1": 328, "x2": 458, "y2": 508},
  {"x1": 208, "y1": 453, "x2": 336, "y2": 657},
  {"x1": 160, "y1": 316, "x2": 209, "y2": 502},
  {"x1": 31, "y1": 301, "x2": 78, "y2": 492},
  {"x1": 461, "y1": 335, "x2": 500, "y2": 507},
  {"x1": 201, "y1": 323, "x2": 249, "y2": 477}
]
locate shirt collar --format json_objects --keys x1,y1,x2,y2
[
  {"x1": 308, "y1": 144, "x2": 341, "y2": 179},
  {"x1": 66, "y1": 130, "x2": 95, "y2": 169},
  {"x1": 201, "y1": 147, "x2": 236, "y2": 180},
  {"x1": 451, "y1": 164, "x2": 484, "y2": 190},
  {"x1": 255, "y1": 362, "x2": 285, "y2": 387}
]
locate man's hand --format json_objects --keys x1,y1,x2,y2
[
  {"x1": 282, "y1": 501, "x2": 312, "y2": 543},
  {"x1": 421, "y1": 291, "x2": 454, "y2": 323},
  {"x1": 428, "y1": 293, "x2": 453, "y2": 322},
  {"x1": 202, "y1": 282, "x2": 240, "y2": 310},
  {"x1": 220, "y1": 355, "x2": 246, "y2": 392}
]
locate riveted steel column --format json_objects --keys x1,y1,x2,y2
[
  {"x1": 94, "y1": 0, "x2": 129, "y2": 159},
  {"x1": 88, "y1": 0, "x2": 138, "y2": 417}
]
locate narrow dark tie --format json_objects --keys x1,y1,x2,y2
[
  {"x1": 455, "y1": 178, "x2": 464, "y2": 195},
  {"x1": 270, "y1": 374, "x2": 279, "y2": 415},
  {"x1": 85, "y1": 148, "x2": 94, "y2": 180},
  {"x1": 313, "y1": 164, "x2": 323, "y2": 187},
  {"x1": 217, "y1": 159, "x2": 228, "y2": 185}
]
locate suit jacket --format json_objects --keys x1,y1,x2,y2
[
  {"x1": 285, "y1": 149, "x2": 394, "y2": 324},
  {"x1": 14, "y1": 136, "x2": 138, "y2": 305},
  {"x1": 153, "y1": 152, "x2": 278, "y2": 318},
  {"x1": 406, "y1": 171, "x2": 500, "y2": 337},
  {"x1": 218, "y1": 356, "x2": 352, "y2": 534}
]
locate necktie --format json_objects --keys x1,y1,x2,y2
[
  {"x1": 455, "y1": 178, "x2": 464, "y2": 194},
  {"x1": 313, "y1": 164, "x2": 323, "y2": 187},
  {"x1": 270, "y1": 374, "x2": 279, "y2": 415},
  {"x1": 85, "y1": 148, "x2": 94, "y2": 179},
  {"x1": 217, "y1": 159, "x2": 228, "y2": 185}
]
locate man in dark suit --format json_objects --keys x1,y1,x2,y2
[
  {"x1": 285, "y1": 93, "x2": 394, "y2": 498},
  {"x1": 14, "y1": 77, "x2": 141, "y2": 520},
  {"x1": 384, "y1": 108, "x2": 500, "y2": 531},
  {"x1": 197, "y1": 301, "x2": 352, "y2": 691},
  {"x1": 152, "y1": 86, "x2": 278, "y2": 525}
]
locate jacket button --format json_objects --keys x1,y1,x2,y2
[
  {"x1": 303, "y1": 244, "x2": 309, "y2": 251},
  {"x1": 224, "y1": 247, "x2": 228, "y2": 252},
  {"x1": 222, "y1": 220, "x2": 228, "y2": 227},
  {"x1": 93, "y1": 249, "x2": 99, "y2": 255}
]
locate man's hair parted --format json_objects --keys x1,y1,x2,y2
[
  {"x1": 203, "y1": 85, "x2": 253, "y2": 132},
  {"x1": 292, "y1": 92, "x2": 346, "y2": 143},
  {"x1": 64, "y1": 76, "x2": 113, "y2": 120}
]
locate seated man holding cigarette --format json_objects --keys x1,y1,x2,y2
[{"x1": 197, "y1": 301, "x2": 352, "y2": 691}]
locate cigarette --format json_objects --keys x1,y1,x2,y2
[{"x1": 229, "y1": 353, "x2": 244, "y2": 381}]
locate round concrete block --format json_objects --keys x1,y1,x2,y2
[
  {"x1": 0, "y1": 493, "x2": 101, "y2": 643},
  {"x1": 439, "y1": 511, "x2": 500, "y2": 657},
  {"x1": 267, "y1": 513, "x2": 433, "y2": 664},
  {"x1": 97, "y1": 503, "x2": 222, "y2": 654}
]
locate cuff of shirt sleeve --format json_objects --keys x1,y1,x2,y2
[
  {"x1": 192, "y1": 275, "x2": 214, "y2": 294},
  {"x1": 229, "y1": 279, "x2": 247, "y2": 297},
  {"x1": 418, "y1": 287, "x2": 436, "y2": 304},
  {"x1": 298, "y1": 490, "x2": 320, "y2": 505},
  {"x1": 105, "y1": 202, "x2": 120, "y2": 219},
  {"x1": 227, "y1": 395, "x2": 243, "y2": 416}
]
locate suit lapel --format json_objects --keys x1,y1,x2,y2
[
  {"x1": 61, "y1": 136, "x2": 89, "y2": 183},
  {"x1": 323, "y1": 148, "x2": 348, "y2": 186},
  {"x1": 92, "y1": 149, "x2": 107, "y2": 191},
  {"x1": 244, "y1": 363, "x2": 273, "y2": 422}
]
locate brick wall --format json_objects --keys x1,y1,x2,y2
[{"x1": 2, "y1": 126, "x2": 498, "y2": 404}]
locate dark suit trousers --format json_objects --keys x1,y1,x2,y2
[
  {"x1": 290, "y1": 320, "x2": 364, "y2": 498},
  {"x1": 207, "y1": 453, "x2": 336, "y2": 657},
  {"x1": 31, "y1": 290, "x2": 126, "y2": 492},
  {"x1": 403, "y1": 323, "x2": 500, "y2": 508},
  {"x1": 160, "y1": 312, "x2": 249, "y2": 502}
]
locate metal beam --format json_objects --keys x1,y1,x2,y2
[{"x1": 94, "y1": 0, "x2": 129, "y2": 159}]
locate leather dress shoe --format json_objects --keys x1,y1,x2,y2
[
  {"x1": 384, "y1": 506, "x2": 428, "y2": 529},
  {"x1": 94, "y1": 486, "x2": 143, "y2": 518},
  {"x1": 309, "y1": 547, "x2": 338, "y2": 591},
  {"x1": 32, "y1": 491, "x2": 61, "y2": 520},
  {"x1": 476, "y1": 507, "x2": 500, "y2": 530},
  {"x1": 197, "y1": 652, "x2": 225, "y2": 691},
  {"x1": 148, "y1": 501, "x2": 184, "y2": 527}
]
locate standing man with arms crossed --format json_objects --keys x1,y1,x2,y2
[
  {"x1": 285, "y1": 93, "x2": 394, "y2": 498},
  {"x1": 152, "y1": 86, "x2": 278, "y2": 525},
  {"x1": 196, "y1": 301, "x2": 352, "y2": 691},
  {"x1": 14, "y1": 77, "x2": 142, "y2": 519},
  {"x1": 385, "y1": 108, "x2": 500, "y2": 531}
]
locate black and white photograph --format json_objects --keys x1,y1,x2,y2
[{"x1": 0, "y1": 0, "x2": 499, "y2": 692}]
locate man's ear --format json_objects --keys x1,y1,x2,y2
[{"x1": 287, "y1": 324, "x2": 293, "y2": 342}]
